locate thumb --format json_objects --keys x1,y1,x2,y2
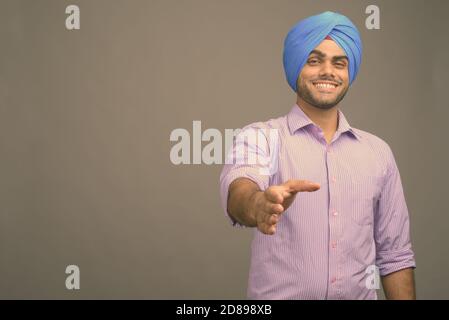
[{"x1": 283, "y1": 179, "x2": 321, "y2": 193}]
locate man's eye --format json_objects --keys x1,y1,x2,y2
[
  {"x1": 308, "y1": 59, "x2": 319, "y2": 64},
  {"x1": 335, "y1": 62, "x2": 346, "y2": 68}
]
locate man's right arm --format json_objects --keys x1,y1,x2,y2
[
  {"x1": 227, "y1": 178, "x2": 261, "y2": 228},
  {"x1": 227, "y1": 177, "x2": 320, "y2": 235}
]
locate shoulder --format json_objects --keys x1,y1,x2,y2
[
  {"x1": 232, "y1": 115, "x2": 288, "y2": 153},
  {"x1": 352, "y1": 128, "x2": 392, "y2": 152},
  {"x1": 351, "y1": 127, "x2": 396, "y2": 169},
  {"x1": 239, "y1": 114, "x2": 289, "y2": 136}
]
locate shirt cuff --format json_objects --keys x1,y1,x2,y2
[{"x1": 376, "y1": 246, "x2": 416, "y2": 276}]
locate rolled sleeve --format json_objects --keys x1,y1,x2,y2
[
  {"x1": 219, "y1": 125, "x2": 274, "y2": 227},
  {"x1": 374, "y1": 146, "x2": 416, "y2": 276},
  {"x1": 376, "y1": 246, "x2": 416, "y2": 276}
]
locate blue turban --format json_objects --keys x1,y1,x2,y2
[{"x1": 283, "y1": 11, "x2": 363, "y2": 92}]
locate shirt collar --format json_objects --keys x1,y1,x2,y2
[{"x1": 287, "y1": 104, "x2": 361, "y2": 141}]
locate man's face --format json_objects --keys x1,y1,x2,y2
[{"x1": 297, "y1": 39, "x2": 350, "y2": 110}]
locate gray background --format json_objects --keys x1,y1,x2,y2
[{"x1": 0, "y1": 0, "x2": 448, "y2": 299}]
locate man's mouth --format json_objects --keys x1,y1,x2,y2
[
  {"x1": 311, "y1": 81, "x2": 340, "y2": 94},
  {"x1": 312, "y1": 81, "x2": 339, "y2": 91}
]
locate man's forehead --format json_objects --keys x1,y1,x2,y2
[{"x1": 310, "y1": 39, "x2": 346, "y2": 57}]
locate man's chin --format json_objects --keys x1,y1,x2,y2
[
  {"x1": 298, "y1": 85, "x2": 348, "y2": 110},
  {"x1": 312, "y1": 103, "x2": 338, "y2": 110},
  {"x1": 308, "y1": 98, "x2": 339, "y2": 110}
]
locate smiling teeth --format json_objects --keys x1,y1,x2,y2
[{"x1": 315, "y1": 83, "x2": 336, "y2": 89}]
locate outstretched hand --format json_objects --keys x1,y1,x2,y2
[{"x1": 251, "y1": 180, "x2": 320, "y2": 235}]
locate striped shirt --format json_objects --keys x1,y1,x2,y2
[{"x1": 219, "y1": 104, "x2": 416, "y2": 300}]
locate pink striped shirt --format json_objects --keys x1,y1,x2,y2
[{"x1": 219, "y1": 104, "x2": 416, "y2": 300}]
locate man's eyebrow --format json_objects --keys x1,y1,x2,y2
[
  {"x1": 309, "y1": 50, "x2": 325, "y2": 58},
  {"x1": 332, "y1": 55, "x2": 348, "y2": 61},
  {"x1": 308, "y1": 50, "x2": 348, "y2": 61}
]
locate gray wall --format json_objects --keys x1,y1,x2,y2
[{"x1": 0, "y1": 0, "x2": 448, "y2": 299}]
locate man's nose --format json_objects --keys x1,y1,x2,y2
[{"x1": 319, "y1": 61, "x2": 335, "y2": 77}]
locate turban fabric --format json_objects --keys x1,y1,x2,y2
[{"x1": 283, "y1": 11, "x2": 363, "y2": 92}]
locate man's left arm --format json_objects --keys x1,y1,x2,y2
[
  {"x1": 374, "y1": 144, "x2": 417, "y2": 300},
  {"x1": 381, "y1": 267, "x2": 416, "y2": 300}
]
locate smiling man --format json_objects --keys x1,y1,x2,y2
[{"x1": 219, "y1": 11, "x2": 416, "y2": 300}]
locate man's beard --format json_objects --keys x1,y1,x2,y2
[{"x1": 297, "y1": 78, "x2": 349, "y2": 110}]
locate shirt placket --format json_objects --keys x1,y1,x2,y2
[{"x1": 325, "y1": 143, "x2": 342, "y2": 299}]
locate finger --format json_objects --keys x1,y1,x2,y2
[
  {"x1": 265, "y1": 187, "x2": 284, "y2": 204},
  {"x1": 264, "y1": 202, "x2": 284, "y2": 215},
  {"x1": 261, "y1": 211, "x2": 277, "y2": 225},
  {"x1": 269, "y1": 214, "x2": 279, "y2": 225},
  {"x1": 281, "y1": 190, "x2": 291, "y2": 198},
  {"x1": 257, "y1": 211, "x2": 274, "y2": 227},
  {"x1": 283, "y1": 179, "x2": 320, "y2": 193},
  {"x1": 259, "y1": 211, "x2": 278, "y2": 230},
  {"x1": 258, "y1": 222, "x2": 276, "y2": 235},
  {"x1": 257, "y1": 221, "x2": 268, "y2": 234}
]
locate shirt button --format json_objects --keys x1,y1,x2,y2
[
  {"x1": 331, "y1": 242, "x2": 337, "y2": 249},
  {"x1": 331, "y1": 177, "x2": 337, "y2": 183},
  {"x1": 332, "y1": 210, "x2": 339, "y2": 216},
  {"x1": 331, "y1": 277, "x2": 337, "y2": 284}
]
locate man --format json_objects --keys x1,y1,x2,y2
[{"x1": 219, "y1": 11, "x2": 416, "y2": 300}]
